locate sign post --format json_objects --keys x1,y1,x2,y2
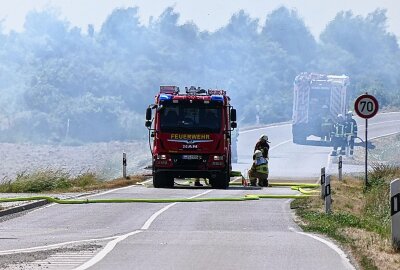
[
  {"x1": 338, "y1": 156, "x2": 343, "y2": 181},
  {"x1": 391, "y1": 179, "x2": 400, "y2": 250},
  {"x1": 354, "y1": 93, "x2": 379, "y2": 187}
]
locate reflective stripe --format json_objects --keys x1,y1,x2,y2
[
  {"x1": 334, "y1": 124, "x2": 345, "y2": 137},
  {"x1": 256, "y1": 164, "x2": 268, "y2": 174}
]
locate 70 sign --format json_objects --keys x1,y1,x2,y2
[
  {"x1": 354, "y1": 94, "x2": 379, "y2": 119},
  {"x1": 354, "y1": 93, "x2": 379, "y2": 188}
]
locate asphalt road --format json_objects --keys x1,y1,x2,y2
[
  {"x1": 0, "y1": 112, "x2": 399, "y2": 269},
  {"x1": 237, "y1": 112, "x2": 400, "y2": 179}
]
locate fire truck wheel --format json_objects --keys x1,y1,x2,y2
[
  {"x1": 153, "y1": 172, "x2": 174, "y2": 188},
  {"x1": 210, "y1": 172, "x2": 230, "y2": 189}
]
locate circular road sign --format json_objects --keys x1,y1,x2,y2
[{"x1": 354, "y1": 94, "x2": 379, "y2": 119}]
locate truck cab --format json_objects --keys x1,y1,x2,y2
[{"x1": 145, "y1": 86, "x2": 237, "y2": 189}]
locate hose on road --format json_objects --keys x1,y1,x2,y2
[
  {"x1": 0, "y1": 193, "x2": 314, "y2": 204},
  {"x1": 0, "y1": 182, "x2": 319, "y2": 204}
]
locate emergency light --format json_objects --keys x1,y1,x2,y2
[
  {"x1": 159, "y1": 94, "x2": 172, "y2": 101},
  {"x1": 211, "y1": 95, "x2": 224, "y2": 102},
  {"x1": 208, "y1": 90, "x2": 226, "y2": 96},
  {"x1": 160, "y1": 86, "x2": 179, "y2": 94}
]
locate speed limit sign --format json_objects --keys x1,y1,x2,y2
[
  {"x1": 354, "y1": 94, "x2": 379, "y2": 119},
  {"x1": 354, "y1": 93, "x2": 379, "y2": 188}
]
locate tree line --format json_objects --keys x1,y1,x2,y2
[{"x1": 0, "y1": 7, "x2": 399, "y2": 143}]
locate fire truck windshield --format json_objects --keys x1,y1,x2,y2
[{"x1": 159, "y1": 103, "x2": 222, "y2": 133}]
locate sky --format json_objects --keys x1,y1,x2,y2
[{"x1": 0, "y1": 0, "x2": 399, "y2": 38}]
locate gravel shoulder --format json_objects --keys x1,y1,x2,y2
[
  {"x1": 0, "y1": 140, "x2": 151, "y2": 214},
  {"x1": 0, "y1": 140, "x2": 151, "y2": 181}
]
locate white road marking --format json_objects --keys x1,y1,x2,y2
[
  {"x1": 270, "y1": 139, "x2": 292, "y2": 150},
  {"x1": 358, "y1": 119, "x2": 400, "y2": 128},
  {"x1": 141, "y1": 190, "x2": 212, "y2": 230},
  {"x1": 141, "y1": 203, "x2": 177, "y2": 230},
  {"x1": 288, "y1": 227, "x2": 355, "y2": 269},
  {"x1": 74, "y1": 189, "x2": 213, "y2": 270},
  {"x1": 74, "y1": 230, "x2": 142, "y2": 270},
  {"x1": 370, "y1": 131, "x2": 400, "y2": 140},
  {"x1": 29, "y1": 183, "x2": 146, "y2": 214}
]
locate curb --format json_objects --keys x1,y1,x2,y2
[{"x1": 0, "y1": 199, "x2": 49, "y2": 217}]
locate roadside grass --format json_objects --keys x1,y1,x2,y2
[
  {"x1": 292, "y1": 164, "x2": 400, "y2": 270},
  {"x1": 0, "y1": 170, "x2": 148, "y2": 193}
]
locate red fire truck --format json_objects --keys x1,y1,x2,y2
[{"x1": 145, "y1": 86, "x2": 237, "y2": 189}]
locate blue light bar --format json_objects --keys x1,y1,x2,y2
[
  {"x1": 159, "y1": 94, "x2": 172, "y2": 101},
  {"x1": 211, "y1": 95, "x2": 224, "y2": 102}
]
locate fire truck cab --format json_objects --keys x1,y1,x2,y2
[{"x1": 145, "y1": 86, "x2": 237, "y2": 189}]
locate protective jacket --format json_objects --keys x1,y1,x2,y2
[
  {"x1": 254, "y1": 140, "x2": 270, "y2": 158},
  {"x1": 333, "y1": 122, "x2": 345, "y2": 138},
  {"x1": 344, "y1": 119, "x2": 358, "y2": 136},
  {"x1": 251, "y1": 156, "x2": 268, "y2": 174}
]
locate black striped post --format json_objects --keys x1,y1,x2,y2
[
  {"x1": 123, "y1": 152, "x2": 127, "y2": 179},
  {"x1": 391, "y1": 179, "x2": 400, "y2": 249},
  {"x1": 320, "y1": 167, "x2": 326, "y2": 199}
]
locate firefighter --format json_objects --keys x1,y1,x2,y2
[
  {"x1": 344, "y1": 111, "x2": 358, "y2": 155},
  {"x1": 248, "y1": 150, "x2": 269, "y2": 187},
  {"x1": 254, "y1": 134, "x2": 270, "y2": 159},
  {"x1": 320, "y1": 105, "x2": 333, "y2": 141},
  {"x1": 331, "y1": 114, "x2": 346, "y2": 156},
  {"x1": 194, "y1": 178, "x2": 203, "y2": 187}
]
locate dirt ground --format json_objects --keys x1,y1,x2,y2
[{"x1": 0, "y1": 141, "x2": 151, "y2": 182}]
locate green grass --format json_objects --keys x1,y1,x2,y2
[
  {"x1": 0, "y1": 170, "x2": 147, "y2": 193},
  {"x1": 360, "y1": 255, "x2": 378, "y2": 270}
]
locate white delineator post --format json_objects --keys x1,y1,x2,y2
[
  {"x1": 321, "y1": 167, "x2": 326, "y2": 199},
  {"x1": 391, "y1": 179, "x2": 400, "y2": 249},
  {"x1": 338, "y1": 156, "x2": 343, "y2": 181},
  {"x1": 123, "y1": 152, "x2": 127, "y2": 179},
  {"x1": 325, "y1": 175, "x2": 331, "y2": 214}
]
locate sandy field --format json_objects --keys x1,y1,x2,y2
[{"x1": 0, "y1": 141, "x2": 151, "y2": 182}]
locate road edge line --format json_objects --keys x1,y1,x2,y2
[{"x1": 288, "y1": 227, "x2": 355, "y2": 270}]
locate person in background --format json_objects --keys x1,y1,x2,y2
[
  {"x1": 320, "y1": 105, "x2": 333, "y2": 141},
  {"x1": 254, "y1": 134, "x2": 270, "y2": 159},
  {"x1": 331, "y1": 114, "x2": 346, "y2": 156},
  {"x1": 248, "y1": 150, "x2": 269, "y2": 187},
  {"x1": 344, "y1": 111, "x2": 358, "y2": 155}
]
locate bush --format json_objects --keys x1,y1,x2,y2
[
  {"x1": 0, "y1": 170, "x2": 101, "y2": 193},
  {"x1": 362, "y1": 163, "x2": 400, "y2": 237},
  {"x1": 71, "y1": 173, "x2": 99, "y2": 188}
]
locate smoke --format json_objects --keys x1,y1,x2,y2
[{"x1": 0, "y1": 6, "x2": 398, "y2": 144}]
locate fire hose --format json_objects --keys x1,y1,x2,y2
[{"x1": 0, "y1": 172, "x2": 319, "y2": 204}]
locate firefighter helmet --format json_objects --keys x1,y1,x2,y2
[
  {"x1": 260, "y1": 134, "x2": 270, "y2": 142},
  {"x1": 254, "y1": 150, "x2": 263, "y2": 158}
]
